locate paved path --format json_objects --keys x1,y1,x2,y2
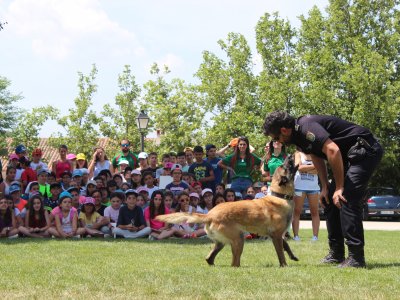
[{"x1": 300, "y1": 220, "x2": 400, "y2": 231}]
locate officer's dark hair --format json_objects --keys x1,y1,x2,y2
[{"x1": 263, "y1": 111, "x2": 295, "y2": 137}]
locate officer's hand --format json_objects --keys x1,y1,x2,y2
[
  {"x1": 333, "y1": 188, "x2": 347, "y2": 209},
  {"x1": 319, "y1": 187, "x2": 329, "y2": 208}
]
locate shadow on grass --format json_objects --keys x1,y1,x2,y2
[{"x1": 367, "y1": 262, "x2": 400, "y2": 269}]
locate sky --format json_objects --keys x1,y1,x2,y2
[{"x1": 0, "y1": 0, "x2": 329, "y2": 137}]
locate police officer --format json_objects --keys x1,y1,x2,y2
[{"x1": 263, "y1": 111, "x2": 383, "y2": 268}]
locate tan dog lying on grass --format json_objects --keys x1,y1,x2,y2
[{"x1": 156, "y1": 155, "x2": 299, "y2": 267}]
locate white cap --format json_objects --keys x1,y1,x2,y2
[
  {"x1": 138, "y1": 152, "x2": 148, "y2": 159},
  {"x1": 201, "y1": 188, "x2": 213, "y2": 196}
]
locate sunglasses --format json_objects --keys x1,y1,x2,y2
[
  {"x1": 121, "y1": 144, "x2": 130, "y2": 147},
  {"x1": 180, "y1": 198, "x2": 189, "y2": 203}
]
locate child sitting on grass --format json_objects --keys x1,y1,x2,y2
[
  {"x1": 102, "y1": 191, "x2": 124, "y2": 236},
  {"x1": 114, "y1": 190, "x2": 151, "y2": 239},
  {"x1": 48, "y1": 192, "x2": 86, "y2": 238},
  {"x1": 145, "y1": 191, "x2": 173, "y2": 240},
  {"x1": 19, "y1": 194, "x2": 50, "y2": 238},
  {"x1": 79, "y1": 197, "x2": 105, "y2": 237},
  {"x1": 0, "y1": 196, "x2": 19, "y2": 238}
]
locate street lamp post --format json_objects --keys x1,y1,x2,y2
[{"x1": 136, "y1": 110, "x2": 150, "y2": 152}]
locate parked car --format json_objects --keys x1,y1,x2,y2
[{"x1": 363, "y1": 187, "x2": 400, "y2": 220}]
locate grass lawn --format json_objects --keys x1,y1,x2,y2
[{"x1": 0, "y1": 229, "x2": 399, "y2": 299}]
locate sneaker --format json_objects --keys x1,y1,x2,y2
[
  {"x1": 293, "y1": 236, "x2": 300, "y2": 241},
  {"x1": 104, "y1": 234, "x2": 111, "y2": 238},
  {"x1": 148, "y1": 235, "x2": 156, "y2": 241},
  {"x1": 245, "y1": 234, "x2": 253, "y2": 240},
  {"x1": 8, "y1": 234, "x2": 19, "y2": 239},
  {"x1": 311, "y1": 236, "x2": 318, "y2": 242}
]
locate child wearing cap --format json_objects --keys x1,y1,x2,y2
[
  {"x1": 165, "y1": 164, "x2": 189, "y2": 198},
  {"x1": 48, "y1": 192, "x2": 85, "y2": 238},
  {"x1": 9, "y1": 184, "x2": 28, "y2": 216},
  {"x1": 197, "y1": 188, "x2": 214, "y2": 214},
  {"x1": 30, "y1": 148, "x2": 48, "y2": 173},
  {"x1": 37, "y1": 169, "x2": 51, "y2": 199},
  {"x1": 114, "y1": 190, "x2": 151, "y2": 239},
  {"x1": 79, "y1": 197, "x2": 105, "y2": 237},
  {"x1": 75, "y1": 153, "x2": 88, "y2": 170}
]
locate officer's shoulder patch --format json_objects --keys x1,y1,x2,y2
[{"x1": 306, "y1": 131, "x2": 316, "y2": 142}]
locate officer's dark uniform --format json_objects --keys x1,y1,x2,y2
[{"x1": 291, "y1": 115, "x2": 383, "y2": 264}]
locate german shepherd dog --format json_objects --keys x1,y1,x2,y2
[{"x1": 156, "y1": 155, "x2": 299, "y2": 267}]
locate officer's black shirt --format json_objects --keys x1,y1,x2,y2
[{"x1": 291, "y1": 115, "x2": 373, "y2": 161}]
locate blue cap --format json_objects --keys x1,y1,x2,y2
[
  {"x1": 9, "y1": 184, "x2": 21, "y2": 194},
  {"x1": 72, "y1": 169, "x2": 83, "y2": 177},
  {"x1": 15, "y1": 144, "x2": 27, "y2": 154},
  {"x1": 59, "y1": 191, "x2": 72, "y2": 203}
]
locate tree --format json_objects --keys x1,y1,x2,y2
[
  {"x1": 144, "y1": 63, "x2": 204, "y2": 153},
  {"x1": 255, "y1": 12, "x2": 302, "y2": 115},
  {"x1": 296, "y1": 0, "x2": 400, "y2": 189},
  {"x1": 11, "y1": 106, "x2": 59, "y2": 153},
  {"x1": 50, "y1": 64, "x2": 101, "y2": 157},
  {"x1": 99, "y1": 65, "x2": 143, "y2": 153},
  {"x1": 0, "y1": 76, "x2": 22, "y2": 155},
  {"x1": 195, "y1": 33, "x2": 263, "y2": 151}
]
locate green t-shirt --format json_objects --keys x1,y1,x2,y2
[
  {"x1": 112, "y1": 151, "x2": 138, "y2": 169},
  {"x1": 38, "y1": 184, "x2": 52, "y2": 198},
  {"x1": 263, "y1": 153, "x2": 286, "y2": 186},
  {"x1": 222, "y1": 153, "x2": 261, "y2": 180}
]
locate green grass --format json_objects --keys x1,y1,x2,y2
[{"x1": 0, "y1": 230, "x2": 399, "y2": 299}]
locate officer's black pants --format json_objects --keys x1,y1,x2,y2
[{"x1": 324, "y1": 139, "x2": 383, "y2": 250}]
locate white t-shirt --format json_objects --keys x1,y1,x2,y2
[
  {"x1": 93, "y1": 160, "x2": 111, "y2": 178},
  {"x1": 103, "y1": 206, "x2": 120, "y2": 223},
  {"x1": 30, "y1": 161, "x2": 48, "y2": 173}
]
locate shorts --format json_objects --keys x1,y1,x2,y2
[{"x1": 294, "y1": 189, "x2": 319, "y2": 197}]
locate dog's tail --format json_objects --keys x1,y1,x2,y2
[{"x1": 156, "y1": 212, "x2": 209, "y2": 224}]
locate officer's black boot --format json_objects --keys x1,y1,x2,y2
[
  {"x1": 321, "y1": 243, "x2": 345, "y2": 264},
  {"x1": 338, "y1": 246, "x2": 366, "y2": 268}
]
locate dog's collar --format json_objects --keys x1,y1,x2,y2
[{"x1": 271, "y1": 191, "x2": 293, "y2": 201}]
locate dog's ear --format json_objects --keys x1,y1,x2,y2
[{"x1": 279, "y1": 175, "x2": 289, "y2": 186}]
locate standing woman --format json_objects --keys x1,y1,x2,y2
[
  {"x1": 292, "y1": 150, "x2": 320, "y2": 241},
  {"x1": 52, "y1": 145, "x2": 73, "y2": 181},
  {"x1": 261, "y1": 140, "x2": 286, "y2": 192},
  {"x1": 218, "y1": 136, "x2": 261, "y2": 195}
]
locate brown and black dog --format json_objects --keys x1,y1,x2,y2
[{"x1": 156, "y1": 155, "x2": 299, "y2": 267}]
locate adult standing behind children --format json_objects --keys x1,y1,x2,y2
[
  {"x1": 263, "y1": 111, "x2": 383, "y2": 268},
  {"x1": 52, "y1": 145, "x2": 73, "y2": 180},
  {"x1": 88, "y1": 147, "x2": 111, "y2": 179},
  {"x1": 205, "y1": 144, "x2": 223, "y2": 188},
  {"x1": 218, "y1": 136, "x2": 261, "y2": 195},
  {"x1": 261, "y1": 140, "x2": 286, "y2": 193},
  {"x1": 111, "y1": 139, "x2": 138, "y2": 174},
  {"x1": 292, "y1": 150, "x2": 320, "y2": 242}
]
